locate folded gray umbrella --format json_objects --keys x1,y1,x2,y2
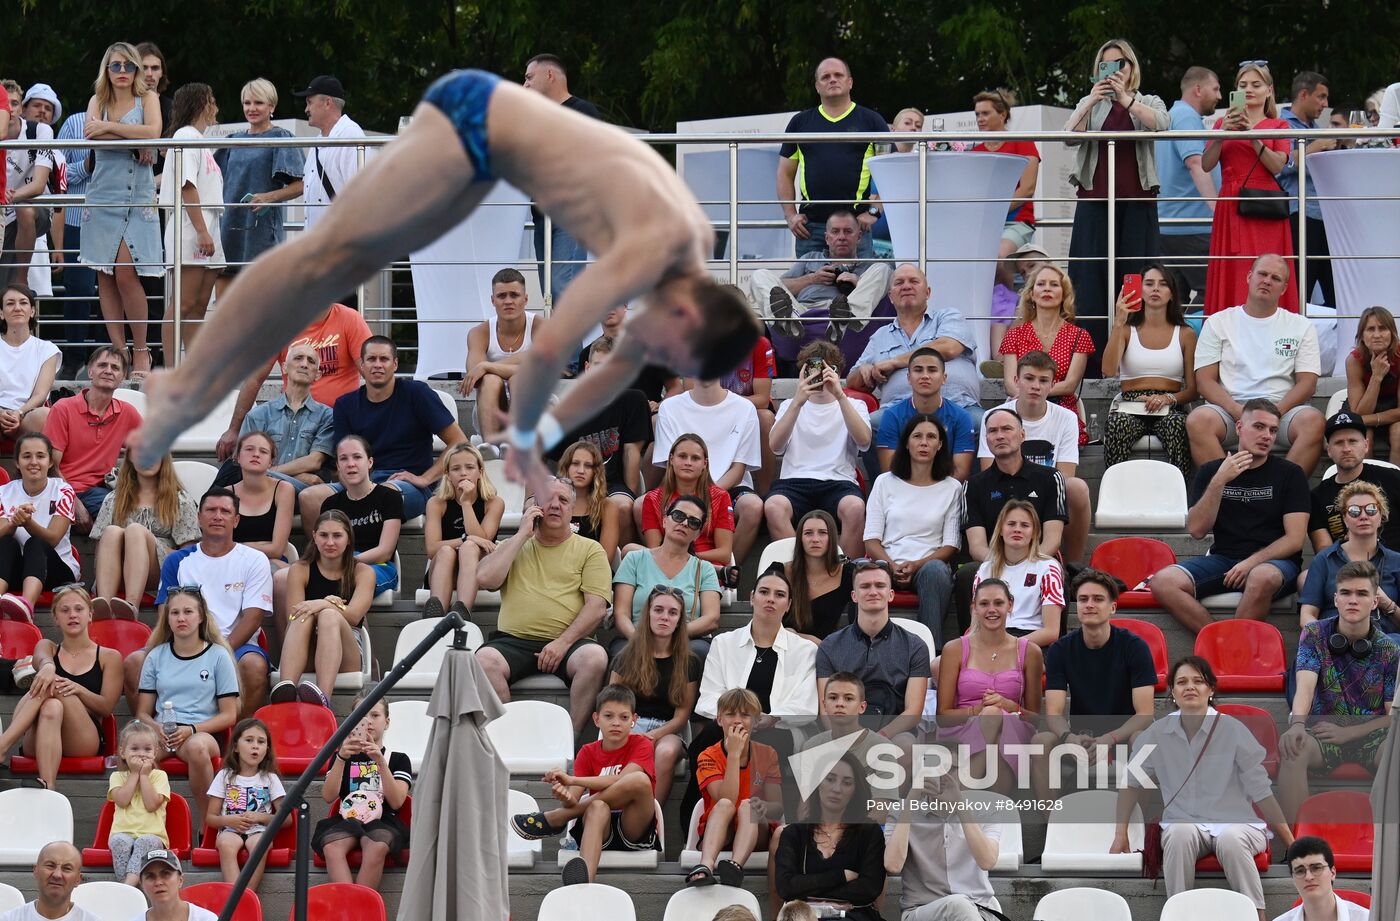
[
  {"x1": 397, "y1": 646, "x2": 510, "y2": 921},
  {"x1": 1371, "y1": 675, "x2": 1399, "y2": 921}
]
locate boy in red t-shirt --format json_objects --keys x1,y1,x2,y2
[
  {"x1": 685, "y1": 688, "x2": 782, "y2": 888},
  {"x1": 510, "y1": 685, "x2": 659, "y2": 885}
]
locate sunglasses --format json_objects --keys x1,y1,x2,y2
[
  {"x1": 1346, "y1": 504, "x2": 1381, "y2": 518},
  {"x1": 108, "y1": 61, "x2": 139, "y2": 74},
  {"x1": 1237, "y1": 59, "x2": 1269, "y2": 68},
  {"x1": 170, "y1": 584, "x2": 205, "y2": 598},
  {"x1": 851, "y1": 557, "x2": 893, "y2": 573},
  {"x1": 650, "y1": 586, "x2": 687, "y2": 602},
  {"x1": 667, "y1": 508, "x2": 704, "y2": 530}
]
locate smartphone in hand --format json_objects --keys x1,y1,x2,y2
[
  {"x1": 1229, "y1": 90, "x2": 1247, "y2": 111},
  {"x1": 1121, "y1": 273, "x2": 1143, "y2": 307},
  {"x1": 1097, "y1": 60, "x2": 1123, "y2": 82}
]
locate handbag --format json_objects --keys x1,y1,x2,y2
[
  {"x1": 1142, "y1": 712, "x2": 1219, "y2": 880},
  {"x1": 1236, "y1": 148, "x2": 1290, "y2": 219}
]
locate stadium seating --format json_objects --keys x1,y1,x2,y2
[
  {"x1": 507, "y1": 788, "x2": 542, "y2": 869},
  {"x1": 270, "y1": 623, "x2": 373, "y2": 692},
  {"x1": 72, "y1": 881, "x2": 150, "y2": 921},
  {"x1": 0, "y1": 884, "x2": 23, "y2": 914},
  {"x1": 430, "y1": 387, "x2": 460, "y2": 451},
  {"x1": 383, "y1": 699, "x2": 432, "y2": 772},
  {"x1": 679, "y1": 802, "x2": 769, "y2": 871},
  {"x1": 555, "y1": 798, "x2": 664, "y2": 869},
  {"x1": 191, "y1": 806, "x2": 298, "y2": 869},
  {"x1": 1090, "y1": 537, "x2": 1176, "y2": 607},
  {"x1": 1294, "y1": 791, "x2": 1374, "y2": 872},
  {"x1": 485, "y1": 700, "x2": 574, "y2": 774},
  {"x1": 891, "y1": 616, "x2": 938, "y2": 667},
  {"x1": 184, "y1": 882, "x2": 264, "y2": 921},
  {"x1": 111, "y1": 387, "x2": 147, "y2": 414},
  {"x1": 392, "y1": 617, "x2": 484, "y2": 690},
  {"x1": 1032, "y1": 887, "x2": 1132, "y2": 920},
  {"x1": 254, "y1": 702, "x2": 339, "y2": 774},
  {"x1": 304, "y1": 883, "x2": 386, "y2": 921},
  {"x1": 173, "y1": 459, "x2": 220, "y2": 499},
  {"x1": 173, "y1": 391, "x2": 241, "y2": 454},
  {"x1": 961, "y1": 791, "x2": 1023, "y2": 873},
  {"x1": 538, "y1": 883, "x2": 635, "y2": 921},
  {"x1": 484, "y1": 458, "x2": 526, "y2": 530},
  {"x1": 1039, "y1": 790, "x2": 1143, "y2": 873},
  {"x1": 0, "y1": 620, "x2": 41, "y2": 659},
  {"x1": 82, "y1": 793, "x2": 193, "y2": 866},
  {"x1": 1325, "y1": 388, "x2": 1346, "y2": 419},
  {"x1": 1194, "y1": 620, "x2": 1287, "y2": 692},
  {"x1": 371, "y1": 551, "x2": 403, "y2": 608},
  {"x1": 1160, "y1": 887, "x2": 1260, "y2": 919},
  {"x1": 1323, "y1": 458, "x2": 1400, "y2": 479},
  {"x1": 1215, "y1": 703, "x2": 1280, "y2": 777},
  {"x1": 159, "y1": 729, "x2": 230, "y2": 777},
  {"x1": 662, "y1": 885, "x2": 762, "y2": 921},
  {"x1": 88, "y1": 618, "x2": 154, "y2": 656},
  {"x1": 1110, "y1": 617, "x2": 1168, "y2": 691},
  {"x1": 1095, "y1": 459, "x2": 1188, "y2": 529},
  {"x1": 755, "y1": 537, "x2": 795, "y2": 574},
  {"x1": 0, "y1": 788, "x2": 74, "y2": 865}
]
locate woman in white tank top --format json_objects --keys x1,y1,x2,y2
[{"x1": 1101, "y1": 264, "x2": 1198, "y2": 475}]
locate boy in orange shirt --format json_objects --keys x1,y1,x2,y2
[{"x1": 686, "y1": 688, "x2": 783, "y2": 888}]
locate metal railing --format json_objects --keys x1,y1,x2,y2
[{"x1": 4, "y1": 124, "x2": 1398, "y2": 371}]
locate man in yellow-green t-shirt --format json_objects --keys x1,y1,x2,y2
[{"x1": 476, "y1": 478, "x2": 613, "y2": 733}]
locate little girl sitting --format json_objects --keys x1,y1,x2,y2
[
  {"x1": 205, "y1": 718, "x2": 286, "y2": 892},
  {"x1": 107, "y1": 720, "x2": 171, "y2": 885}
]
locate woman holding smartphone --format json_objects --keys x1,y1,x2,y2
[
  {"x1": 1202, "y1": 61, "x2": 1297, "y2": 316},
  {"x1": 1101, "y1": 263, "x2": 1197, "y2": 475}
]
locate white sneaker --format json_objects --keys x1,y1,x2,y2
[{"x1": 0, "y1": 594, "x2": 35, "y2": 625}]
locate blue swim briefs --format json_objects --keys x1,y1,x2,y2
[{"x1": 422, "y1": 69, "x2": 501, "y2": 182}]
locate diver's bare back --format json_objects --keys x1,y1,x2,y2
[{"x1": 486, "y1": 81, "x2": 714, "y2": 283}]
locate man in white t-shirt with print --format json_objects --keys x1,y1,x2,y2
[
  {"x1": 651, "y1": 376, "x2": 763, "y2": 564},
  {"x1": 977, "y1": 350, "x2": 1091, "y2": 562},
  {"x1": 122, "y1": 488, "x2": 273, "y2": 719},
  {"x1": 0, "y1": 842, "x2": 102, "y2": 921},
  {"x1": 1187, "y1": 253, "x2": 1325, "y2": 474},
  {"x1": 764, "y1": 340, "x2": 871, "y2": 558}
]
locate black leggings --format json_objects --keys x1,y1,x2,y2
[
  {"x1": 678, "y1": 719, "x2": 797, "y2": 829},
  {"x1": 0, "y1": 535, "x2": 77, "y2": 593}
]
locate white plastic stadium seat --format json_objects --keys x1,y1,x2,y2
[
  {"x1": 891, "y1": 617, "x2": 937, "y2": 668},
  {"x1": 414, "y1": 587, "x2": 502, "y2": 609},
  {"x1": 1095, "y1": 459, "x2": 1187, "y2": 530},
  {"x1": 679, "y1": 802, "x2": 768, "y2": 871},
  {"x1": 1325, "y1": 388, "x2": 1346, "y2": 419},
  {"x1": 383, "y1": 700, "x2": 432, "y2": 773},
  {"x1": 486, "y1": 700, "x2": 573, "y2": 774},
  {"x1": 755, "y1": 537, "x2": 796, "y2": 575},
  {"x1": 111, "y1": 388, "x2": 147, "y2": 414},
  {"x1": 1160, "y1": 888, "x2": 1260, "y2": 920},
  {"x1": 0, "y1": 788, "x2": 74, "y2": 865},
  {"x1": 1039, "y1": 790, "x2": 1144, "y2": 873},
  {"x1": 512, "y1": 672, "x2": 569, "y2": 694},
  {"x1": 282, "y1": 542, "x2": 300, "y2": 564},
  {"x1": 173, "y1": 390, "x2": 242, "y2": 454},
  {"x1": 1323, "y1": 458, "x2": 1400, "y2": 479},
  {"x1": 960, "y1": 791, "x2": 1022, "y2": 873},
  {"x1": 557, "y1": 799, "x2": 664, "y2": 869},
  {"x1": 0, "y1": 882, "x2": 25, "y2": 913},
  {"x1": 173, "y1": 460, "x2": 220, "y2": 501},
  {"x1": 538, "y1": 883, "x2": 635, "y2": 921},
  {"x1": 270, "y1": 624, "x2": 372, "y2": 691},
  {"x1": 371, "y1": 551, "x2": 402, "y2": 608},
  {"x1": 72, "y1": 881, "x2": 150, "y2": 921},
  {"x1": 507, "y1": 788, "x2": 542, "y2": 869},
  {"x1": 431, "y1": 388, "x2": 461, "y2": 450},
  {"x1": 662, "y1": 886, "x2": 762, "y2": 921},
  {"x1": 393, "y1": 618, "x2": 484, "y2": 690},
  {"x1": 485, "y1": 459, "x2": 526, "y2": 530},
  {"x1": 1032, "y1": 887, "x2": 1133, "y2": 920}
]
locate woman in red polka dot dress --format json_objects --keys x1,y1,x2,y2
[{"x1": 998, "y1": 264, "x2": 1096, "y2": 445}]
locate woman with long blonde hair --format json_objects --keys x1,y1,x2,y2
[
  {"x1": 93, "y1": 452, "x2": 200, "y2": 618},
  {"x1": 557, "y1": 440, "x2": 619, "y2": 562},
  {"x1": 999, "y1": 264, "x2": 1095, "y2": 443},
  {"x1": 422, "y1": 442, "x2": 503, "y2": 618},
  {"x1": 80, "y1": 41, "x2": 164, "y2": 378},
  {"x1": 974, "y1": 499, "x2": 1063, "y2": 648}
]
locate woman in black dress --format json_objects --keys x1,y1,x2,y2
[{"x1": 785, "y1": 510, "x2": 853, "y2": 643}]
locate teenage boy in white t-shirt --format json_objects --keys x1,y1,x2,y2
[
  {"x1": 764, "y1": 341, "x2": 871, "y2": 558},
  {"x1": 978, "y1": 351, "x2": 1091, "y2": 562},
  {"x1": 652, "y1": 377, "x2": 763, "y2": 564},
  {"x1": 1188, "y1": 253, "x2": 1325, "y2": 474}
]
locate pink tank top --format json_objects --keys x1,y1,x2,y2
[{"x1": 954, "y1": 635, "x2": 1029, "y2": 710}]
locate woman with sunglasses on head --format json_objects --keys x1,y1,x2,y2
[
  {"x1": 862, "y1": 414, "x2": 961, "y2": 650},
  {"x1": 1299, "y1": 480, "x2": 1400, "y2": 635},
  {"x1": 0, "y1": 433, "x2": 80, "y2": 624},
  {"x1": 0, "y1": 585, "x2": 121, "y2": 789},
  {"x1": 638, "y1": 433, "x2": 736, "y2": 574},
  {"x1": 80, "y1": 41, "x2": 164, "y2": 379},
  {"x1": 558, "y1": 440, "x2": 620, "y2": 564},
  {"x1": 0, "y1": 284, "x2": 61, "y2": 446},
  {"x1": 784, "y1": 510, "x2": 853, "y2": 644},
  {"x1": 970, "y1": 88, "x2": 1042, "y2": 306},
  {"x1": 136, "y1": 587, "x2": 240, "y2": 828},
  {"x1": 609, "y1": 584, "x2": 699, "y2": 804},
  {"x1": 612, "y1": 494, "x2": 721, "y2": 661}
]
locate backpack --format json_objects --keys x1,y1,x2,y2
[{"x1": 25, "y1": 121, "x2": 67, "y2": 196}]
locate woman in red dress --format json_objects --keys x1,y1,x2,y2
[
  {"x1": 1203, "y1": 62, "x2": 1297, "y2": 315},
  {"x1": 998, "y1": 264, "x2": 1096, "y2": 444}
]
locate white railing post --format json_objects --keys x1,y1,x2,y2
[
  {"x1": 728, "y1": 141, "x2": 739, "y2": 284},
  {"x1": 1297, "y1": 142, "x2": 1309, "y2": 315},
  {"x1": 171, "y1": 143, "x2": 185, "y2": 366}
]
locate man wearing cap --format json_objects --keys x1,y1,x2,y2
[
  {"x1": 1309, "y1": 411, "x2": 1400, "y2": 551},
  {"x1": 295, "y1": 76, "x2": 364, "y2": 231},
  {"x1": 0, "y1": 841, "x2": 100, "y2": 921},
  {"x1": 136, "y1": 850, "x2": 217, "y2": 920},
  {"x1": 2, "y1": 84, "x2": 62, "y2": 288}
]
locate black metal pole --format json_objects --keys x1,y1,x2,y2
[
  {"x1": 294, "y1": 800, "x2": 310, "y2": 921},
  {"x1": 215, "y1": 609, "x2": 468, "y2": 921}
]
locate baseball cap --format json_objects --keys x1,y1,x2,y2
[
  {"x1": 1325, "y1": 411, "x2": 1368, "y2": 439},
  {"x1": 1009, "y1": 242, "x2": 1049, "y2": 261},
  {"x1": 140, "y1": 850, "x2": 182, "y2": 874},
  {"x1": 293, "y1": 76, "x2": 347, "y2": 100}
]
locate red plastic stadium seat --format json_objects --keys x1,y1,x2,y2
[
  {"x1": 1194, "y1": 620, "x2": 1286, "y2": 692},
  {"x1": 299, "y1": 883, "x2": 386, "y2": 921},
  {"x1": 159, "y1": 728, "x2": 230, "y2": 777},
  {"x1": 82, "y1": 792, "x2": 193, "y2": 866},
  {"x1": 254, "y1": 703, "x2": 338, "y2": 774},
  {"x1": 88, "y1": 619, "x2": 154, "y2": 657},
  {"x1": 891, "y1": 591, "x2": 919, "y2": 609},
  {"x1": 1197, "y1": 849, "x2": 1270, "y2": 873},
  {"x1": 1111, "y1": 617, "x2": 1168, "y2": 692},
  {"x1": 192, "y1": 807, "x2": 297, "y2": 868},
  {"x1": 12, "y1": 713, "x2": 118, "y2": 775},
  {"x1": 0, "y1": 620, "x2": 42, "y2": 658},
  {"x1": 1294, "y1": 890, "x2": 1371, "y2": 909},
  {"x1": 1294, "y1": 791, "x2": 1374, "y2": 873},
  {"x1": 842, "y1": 388, "x2": 879, "y2": 414},
  {"x1": 312, "y1": 798, "x2": 412, "y2": 869},
  {"x1": 1090, "y1": 537, "x2": 1176, "y2": 608},
  {"x1": 1215, "y1": 703, "x2": 1280, "y2": 777},
  {"x1": 184, "y1": 882, "x2": 264, "y2": 921},
  {"x1": 1328, "y1": 762, "x2": 1374, "y2": 781}
]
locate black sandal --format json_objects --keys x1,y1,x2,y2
[
  {"x1": 510, "y1": 811, "x2": 565, "y2": 840},
  {"x1": 715, "y1": 858, "x2": 744, "y2": 887},
  {"x1": 684, "y1": 864, "x2": 716, "y2": 887}
]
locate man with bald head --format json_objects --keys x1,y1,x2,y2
[
  {"x1": 778, "y1": 57, "x2": 888, "y2": 260},
  {"x1": 1, "y1": 841, "x2": 99, "y2": 921},
  {"x1": 216, "y1": 343, "x2": 334, "y2": 493}
]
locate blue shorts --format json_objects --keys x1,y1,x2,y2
[
  {"x1": 78, "y1": 485, "x2": 112, "y2": 518},
  {"x1": 1173, "y1": 554, "x2": 1300, "y2": 599},
  {"x1": 233, "y1": 642, "x2": 270, "y2": 666},
  {"x1": 767, "y1": 477, "x2": 863, "y2": 523},
  {"x1": 423, "y1": 69, "x2": 500, "y2": 182},
  {"x1": 370, "y1": 561, "x2": 399, "y2": 595}
]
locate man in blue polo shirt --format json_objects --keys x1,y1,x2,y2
[
  {"x1": 778, "y1": 57, "x2": 887, "y2": 259},
  {"x1": 1155, "y1": 66, "x2": 1220, "y2": 305},
  {"x1": 876, "y1": 346, "x2": 976, "y2": 480},
  {"x1": 1279, "y1": 71, "x2": 1337, "y2": 309}
]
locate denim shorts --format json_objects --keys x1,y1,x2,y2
[{"x1": 1173, "y1": 553, "x2": 1300, "y2": 599}]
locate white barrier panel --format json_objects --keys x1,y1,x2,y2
[
  {"x1": 682, "y1": 147, "x2": 793, "y2": 262},
  {"x1": 410, "y1": 182, "x2": 531, "y2": 379},
  {"x1": 868, "y1": 150, "x2": 1026, "y2": 360},
  {"x1": 1309, "y1": 148, "x2": 1400, "y2": 374}
]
